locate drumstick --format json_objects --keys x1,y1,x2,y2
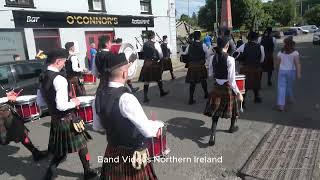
[
  {"x1": 240, "y1": 101, "x2": 244, "y2": 113},
  {"x1": 16, "y1": 89, "x2": 23, "y2": 97},
  {"x1": 71, "y1": 84, "x2": 79, "y2": 109}
]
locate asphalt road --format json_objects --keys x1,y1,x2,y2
[{"x1": 0, "y1": 34, "x2": 319, "y2": 180}]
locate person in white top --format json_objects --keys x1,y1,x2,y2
[
  {"x1": 207, "y1": 37, "x2": 243, "y2": 146},
  {"x1": 64, "y1": 42, "x2": 87, "y2": 96},
  {"x1": 93, "y1": 48, "x2": 163, "y2": 179},
  {"x1": 0, "y1": 91, "x2": 47, "y2": 162},
  {"x1": 275, "y1": 36, "x2": 301, "y2": 111}
]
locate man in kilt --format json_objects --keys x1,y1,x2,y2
[
  {"x1": 65, "y1": 42, "x2": 87, "y2": 96},
  {"x1": 93, "y1": 49, "x2": 164, "y2": 179},
  {"x1": 207, "y1": 37, "x2": 244, "y2": 146},
  {"x1": 181, "y1": 30, "x2": 209, "y2": 105},
  {"x1": 259, "y1": 27, "x2": 276, "y2": 86},
  {"x1": 0, "y1": 91, "x2": 47, "y2": 161},
  {"x1": 38, "y1": 49, "x2": 97, "y2": 180},
  {"x1": 161, "y1": 35, "x2": 176, "y2": 80},
  {"x1": 139, "y1": 31, "x2": 169, "y2": 103},
  {"x1": 237, "y1": 31, "x2": 265, "y2": 105}
]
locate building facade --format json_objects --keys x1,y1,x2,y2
[{"x1": 0, "y1": 0, "x2": 177, "y2": 67}]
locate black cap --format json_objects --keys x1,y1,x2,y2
[
  {"x1": 46, "y1": 48, "x2": 69, "y2": 64},
  {"x1": 147, "y1": 31, "x2": 155, "y2": 40},
  {"x1": 96, "y1": 51, "x2": 128, "y2": 75},
  {"x1": 217, "y1": 37, "x2": 229, "y2": 49},
  {"x1": 163, "y1": 35, "x2": 168, "y2": 40},
  {"x1": 65, "y1": 42, "x2": 74, "y2": 50},
  {"x1": 194, "y1": 30, "x2": 201, "y2": 40}
]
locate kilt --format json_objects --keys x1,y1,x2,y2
[
  {"x1": 240, "y1": 66, "x2": 262, "y2": 90},
  {"x1": 0, "y1": 104, "x2": 28, "y2": 145},
  {"x1": 68, "y1": 76, "x2": 86, "y2": 96},
  {"x1": 185, "y1": 63, "x2": 208, "y2": 83},
  {"x1": 48, "y1": 113, "x2": 92, "y2": 156},
  {"x1": 100, "y1": 145, "x2": 158, "y2": 180},
  {"x1": 162, "y1": 58, "x2": 173, "y2": 72},
  {"x1": 209, "y1": 83, "x2": 239, "y2": 119},
  {"x1": 139, "y1": 60, "x2": 162, "y2": 82},
  {"x1": 262, "y1": 51, "x2": 274, "y2": 72}
]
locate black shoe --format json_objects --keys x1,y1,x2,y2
[
  {"x1": 208, "y1": 135, "x2": 215, "y2": 146},
  {"x1": 84, "y1": 169, "x2": 98, "y2": 180},
  {"x1": 33, "y1": 150, "x2": 48, "y2": 162},
  {"x1": 188, "y1": 99, "x2": 195, "y2": 105},
  {"x1": 254, "y1": 97, "x2": 262, "y2": 103},
  {"x1": 171, "y1": 76, "x2": 176, "y2": 80},
  {"x1": 43, "y1": 167, "x2": 57, "y2": 180},
  {"x1": 143, "y1": 97, "x2": 150, "y2": 103},
  {"x1": 228, "y1": 126, "x2": 239, "y2": 133},
  {"x1": 131, "y1": 87, "x2": 140, "y2": 93},
  {"x1": 160, "y1": 91, "x2": 169, "y2": 97},
  {"x1": 268, "y1": 81, "x2": 272, "y2": 86}
]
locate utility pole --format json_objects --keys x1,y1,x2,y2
[
  {"x1": 188, "y1": 0, "x2": 190, "y2": 17},
  {"x1": 216, "y1": 0, "x2": 218, "y2": 30}
]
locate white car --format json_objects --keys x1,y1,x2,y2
[
  {"x1": 291, "y1": 27, "x2": 309, "y2": 34},
  {"x1": 313, "y1": 29, "x2": 320, "y2": 45},
  {"x1": 301, "y1": 25, "x2": 319, "y2": 33}
]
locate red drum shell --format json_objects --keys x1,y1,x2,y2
[
  {"x1": 76, "y1": 96, "x2": 94, "y2": 123},
  {"x1": 83, "y1": 73, "x2": 96, "y2": 84},
  {"x1": 236, "y1": 74, "x2": 246, "y2": 94},
  {"x1": 14, "y1": 95, "x2": 40, "y2": 120},
  {"x1": 145, "y1": 125, "x2": 169, "y2": 159}
]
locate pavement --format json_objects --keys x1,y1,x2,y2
[{"x1": 0, "y1": 34, "x2": 319, "y2": 180}]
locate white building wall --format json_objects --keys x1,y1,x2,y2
[{"x1": 24, "y1": 28, "x2": 37, "y2": 59}]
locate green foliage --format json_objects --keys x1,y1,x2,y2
[
  {"x1": 304, "y1": 4, "x2": 320, "y2": 26},
  {"x1": 179, "y1": 13, "x2": 198, "y2": 27}
]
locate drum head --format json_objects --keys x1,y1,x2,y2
[
  {"x1": 0, "y1": 97, "x2": 8, "y2": 105},
  {"x1": 16, "y1": 95, "x2": 37, "y2": 103},
  {"x1": 77, "y1": 96, "x2": 95, "y2": 105},
  {"x1": 119, "y1": 43, "x2": 138, "y2": 63},
  {"x1": 236, "y1": 74, "x2": 246, "y2": 78}
]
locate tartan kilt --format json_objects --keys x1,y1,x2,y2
[
  {"x1": 0, "y1": 104, "x2": 28, "y2": 145},
  {"x1": 100, "y1": 145, "x2": 158, "y2": 180},
  {"x1": 48, "y1": 113, "x2": 92, "y2": 156},
  {"x1": 240, "y1": 66, "x2": 262, "y2": 90},
  {"x1": 186, "y1": 63, "x2": 208, "y2": 83},
  {"x1": 262, "y1": 51, "x2": 274, "y2": 72},
  {"x1": 209, "y1": 83, "x2": 239, "y2": 119},
  {"x1": 139, "y1": 60, "x2": 162, "y2": 82},
  {"x1": 162, "y1": 58, "x2": 173, "y2": 72},
  {"x1": 68, "y1": 76, "x2": 86, "y2": 96}
]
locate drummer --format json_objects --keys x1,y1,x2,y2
[
  {"x1": 207, "y1": 37, "x2": 243, "y2": 146},
  {"x1": 38, "y1": 49, "x2": 97, "y2": 180},
  {"x1": 0, "y1": 91, "x2": 47, "y2": 161},
  {"x1": 93, "y1": 48, "x2": 163, "y2": 179}
]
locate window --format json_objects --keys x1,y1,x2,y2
[
  {"x1": 33, "y1": 29, "x2": 61, "y2": 53},
  {"x1": 88, "y1": 0, "x2": 106, "y2": 12},
  {"x1": 5, "y1": 0, "x2": 35, "y2": 8},
  {"x1": 14, "y1": 63, "x2": 42, "y2": 82},
  {"x1": 140, "y1": 0, "x2": 152, "y2": 14},
  {"x1": 0, "y1": 66, "x2": 14, "y2": 91}
]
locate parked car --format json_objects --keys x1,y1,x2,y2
[
  {"x1": 271, "y1": 30, "x2": 282, "y2": 39},
  {"x1": 283, "y1": 28, "x2": 298, "y2": 36},
  {"x1": 0, "y1": 60, "x2": 46, "y2": 112},
  {"x1": 313, "y1": 29, "x2": 320, "y2": 45},
  {"x1": 291, "y1": 27, "x2": 309, "y2": 34},
  {"x1": 301, "y1": 25, "x2": 319, "y2": 33}
]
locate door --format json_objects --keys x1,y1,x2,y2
[{"x1": 85, "y1": 31, "x2": 115, "y2": 59}]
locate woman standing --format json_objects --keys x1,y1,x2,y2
[
  {"x1": 276, "y1": 36, "x2": 301, "y2": 111},
  {"x1": 207, "y1": 37, "x2": 243, "y2": 146}
]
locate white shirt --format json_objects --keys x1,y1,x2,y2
[
  {"x1": 92, "y1": 49, "x2": 109, "y2": 78},
  {"x1": 277, "y1": 51, "x2": 299, "y2": 70},
  {"x1": 237, "y1": 43, "x2": 265, "y2": 63},
  {"x1": 36, "y1": 66, "x2": 76, "y2": 112},
  {"x1": 69, "y1": 54, "x2": 84, "y2": 72},
  {"x1": 151, "y1": 40, "x2": 164, "y2": 60},
  {"x1": 93, "y1": 82, "x2": 164, "y2": 138},
  {"x1": 209, "y1": 55, "x2": 240, "y2": 94}
]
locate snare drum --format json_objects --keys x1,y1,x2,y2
[
  {"x1": 236, "y1": 74, "x2": 246, "y2": 94},
  {"x1": 145, "y1": 124, "x2": 170, "y2": 160},
  {"x1": 14, "y1": 95, "x2": 40, "y2": 121},
  {"x1": 77, "y1": 96, "x2": 94, "y2": 123},
  {"x1": 83, "y1": 73, "x2": 96, "y2": 85}
]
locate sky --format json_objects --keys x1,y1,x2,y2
[{"x1": 175, "y1": 0, "x2": 271, "y2": 19}]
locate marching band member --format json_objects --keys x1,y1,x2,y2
[
  {"x1": 38, "y1": 49, "x2": 97, "y2": 180},
  {"x1": 93, "y1": 50, "x2": 163, "y2": 179},
  {"x1": 161, "y1": 35, "x2": 176, "y2": 80},
  {"x1": 182, "y1": 30, "x2": 209, "y2": 105},
  {"x1": 259, "y1": 27, "x2": 277, "y2": 86},
  {"x1": 92, "y1": 35, "x2": 112, "y2": 79},
  {"x1": 65, "y1": 42, "x2": 87, "y2": 96},
  {"x1": 139, "y1": 31, "x2": 169, "y2": 103},
  {"x1": 0, "y1": 91, "x2": 47, "y2": 161},
  {"x1": 237, "y1": 31, "x2": 265, "y2": 105},
  {"x1": 208, "y1": 37, "x2": 243, "y2": 146}
]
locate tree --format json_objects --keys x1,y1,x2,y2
[
  {"x1": 304, "y1": 4, "x2": 320, "y2": 26},
  {"x1": 272, "y1": 0, "x2": 295, "y2": 25}
]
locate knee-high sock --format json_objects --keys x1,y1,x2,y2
[
  {"x1": 189, "y1": 83, "x2": 196, "y2": 101},
  {"x1": 50, "y1": 153, "x2": 67, "y2": 168},
  {"x1": 211, "y1": 116, "x2": 219, "y2": 136},
  {"x1": 21, "y1": 137, "x2": 37, "y2": 153},
  {"x1": 268, "y1": 71, "x2": 272, "y2": 83},
  {"x1": 201, "y1": 80, "x2": 208, "y2": 96},
  {"x1": 157, "y1": 81, "x2": 164, "y2": 94},
  {"x1": 144, "y1": 84, "x2": 149, "y2": 98},
  {"x1": 79, "y1": 147, "x2": 90, "y2": 171},
  {"x1": 230, "y1": 117, "x2": 237, "y2": 129},
  {"x1": 253, "y1": 89, "x2": 260, "y2": 99}
]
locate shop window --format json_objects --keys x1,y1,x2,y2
[
  {"x1": 88, "y1": 0, "x2": 106, "y2": 12},
  {"x1": 5, "y1": 0, "x2": 35, "y2": 8},
  {"x1": 33, "y1": 29, "x2": 61, "y2": 53},
  {"x1": 0, "y1": 65, "x2": 14, "y2": 91},
  {"x1": 140, "y1": 0, "x2": 152, "y2": 14}
]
